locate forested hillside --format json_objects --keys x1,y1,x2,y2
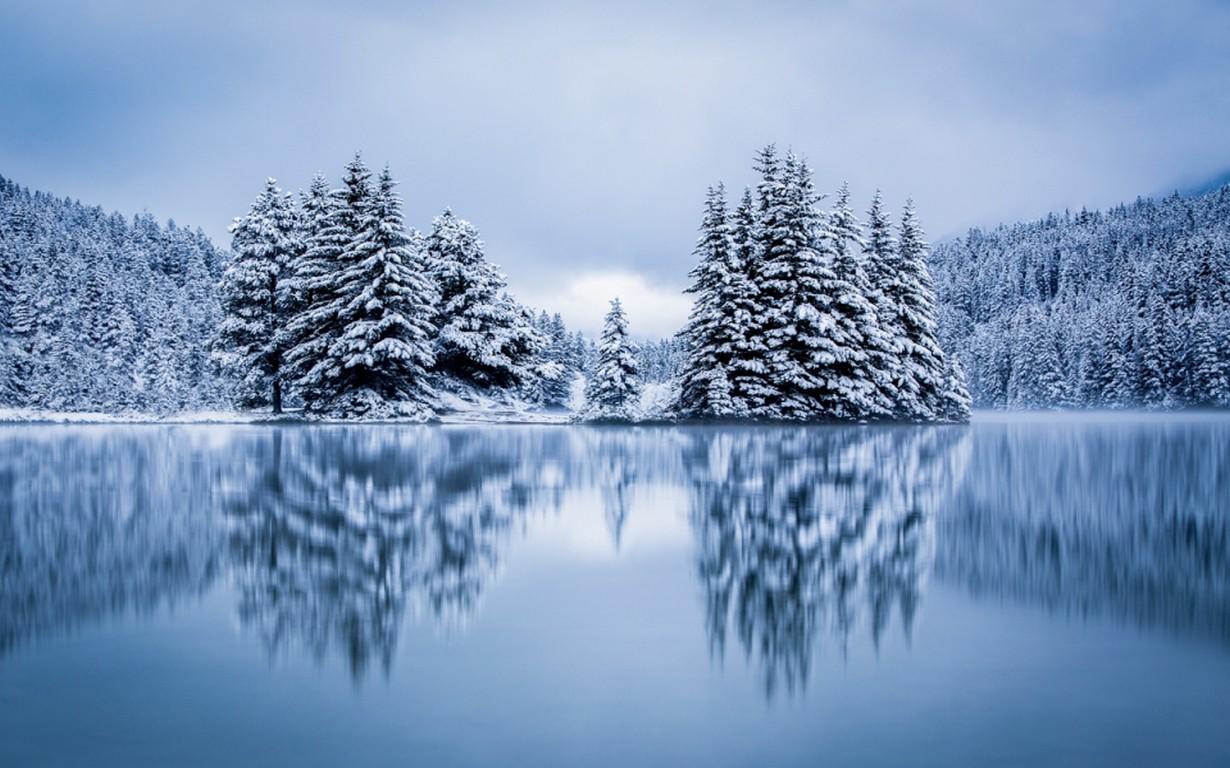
[
  {"x1": 932, "y1": 186, "x2": 1230, "y2": 409},
  {"x1": 0, "y1": 175, "x2": 226, "y2": 412}
]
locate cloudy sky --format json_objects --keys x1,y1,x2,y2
[{"x1": 2, "y1": 0, "x2": 1228, "y2": 336}]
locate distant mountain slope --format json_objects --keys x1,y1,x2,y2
[
  {"x1": 931, "y1": 185, "x2": 1230, "y2": 409},
  {"x1": 0, "y1": 175, "x2": 227, "y2": 412}
]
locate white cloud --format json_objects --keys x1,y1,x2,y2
[{"x1": 511, "y1": 270, "x2": 690, "y2": 339}]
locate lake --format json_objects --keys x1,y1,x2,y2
[{"x1": 1, "y1": 415, "x2": 1228, "y2": 767}]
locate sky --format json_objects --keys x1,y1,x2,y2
[{"x1": 2, "y1": 0, "x2": 1229, "y2": 337}]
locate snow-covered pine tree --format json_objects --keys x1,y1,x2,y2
[
  {"x1": 284, "y1": 157, "x2": 372, "y2": 411},
  {"x1": 867, "y1": 197, "x2": 955, "y2": 419},
  {"x1": 863, "y1": 191, "x2": 915, "y2": 415},
  {"x1": 744, "y1": 144, "x2": 793, "y2": 418},
  {"x1": 725, "y1": 186, "x2": 770, "y2": 414},
  {"x1": 215, "y1": 177, "x2": 299, "y2": 413},
  {"x1": 538, "y1": 312, "x2": 573, "y2": 408},
  {"x1": 896, "y1": 198, "x2": 967, "y2": 419},
  {"x1": 427, "y1": 209, "x2": 541, "y2": 389},
  {"x1": 279, "y1": 173, "x2": 332, "y2": 402},
  {"x1": 677, "y1": 183, "x2": 738, "y2": 418},
  {"x1": 816, "y1": 181, "x2": 890, "y2": 419},
  {"x1": 583, "y1": 298, "x2": 641, "y2": 420},
  {"x1": 1187, "y1": 303, "x2": 1228, "y2": 405},
  {"x1": 762, "y1": 151, "x2": 847, "y2": 419},
  {"x1": 300, "y1": 163, "x2": 437, "y2": 418},
  {"x1": 937, "y1": 357, "x2": 973, "y2": 421}
]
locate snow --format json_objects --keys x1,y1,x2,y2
[
  {"x1": 0, "y1": 408, "x2": 276, "y2": 424},
  {"x1": 434, "y1": 389, "x2": 569, "y2": 425}
]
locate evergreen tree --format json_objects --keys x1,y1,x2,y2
[
  {"x1": 284, "y1": 156, "x2": 373, "y2": 411},
  {"x1": 537, "y1": 312, "x2": 573, "y2": 407},
  {"x1": 1187, "y1": 304, "x2": 1228, "y2": 405},
  {"x1": 863, "y1": 191, "x2": 915, "y2": 412},
  {"x1": 677, "y1": 183, "x2": 738, "y2": 417},
  {"x1": 427, "y1": 209, "x2": 541, "y2": 388},
  {"x1": 932, "y1": 182, "x2": 1230, "y2": 409},
  {"x1": 816, "y1": 181, "x2": 889, "y2": 418},
  {"x1": 886, "y1": 198, "x2": 950, "y2": 419},
  {"x1": 215, "y1": 178, "x2": 298, "y2": 412},
  {"x1": 289, "y1": 160, "x2": 437, "y2": 417},
  {"x1": 725, "y1": 187, "x2": 769, "y2": 414},
  {"x1": 583, "y1": 298, "x2": 641, "y2": 420}
]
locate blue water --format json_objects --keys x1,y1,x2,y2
[{"x1": 1, "y1": 415, "x2": 1227, "y2": 766}]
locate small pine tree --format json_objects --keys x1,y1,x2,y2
[
  {"x1": 583, "y1": 298, "x2": 641, "y2": 420},
  {"x1": 538, "y1": 313, "x2": 573, "y2": 407}
]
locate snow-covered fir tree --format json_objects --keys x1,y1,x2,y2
[
  {"x1": 636, "y1": 336, "x2": 686, "y2": 383},
  {"x1": 215, "y1": 178, "x2": 299, "y2": 412},
  {"x1": 724, "y1": 187, "x2": 769, "y2": 412},
  {"x1": 426, "y1": 209, "x2": 542, "y2": 389},
  {"x1": 677, "y1": 183, "x2": 743, "y2": 417},
  {"x1": 890, "y1": 199, "x2": 963, "y2": 419},
  {"x1": 530, "y1": 312, "x2": 574, "y2": 408},
  {"x1": 279, "y1": 173, "x2": 335, "y2": 403},
  {"x1": 813, "y1": 181, "x2": 887, "y2": 418},
  {"x1": 582, "y1": 298, "x2": 641, "y2": 420},
  {"x1": 282, "y1": 159, "x2": 437, "y2": 418}
]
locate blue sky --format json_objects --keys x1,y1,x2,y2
[{"x1": 2, "y1": 0, "x2": 1228, "y2": 335}]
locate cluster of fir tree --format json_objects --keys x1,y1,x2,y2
[
  {"x1": 0, "y1": 174, "x2": 227, "y2": 413},
  {"x1": 674, "y1": 146, "x2": 970, "y2": 423},
  {"x1": 636, "y1": 336, "x2": 686, "y2": 383},
  {"x1": 524, "y1": 309, "x2": 591, "y2": 408},
  {"x1": 215, "y1": 155, "x2": 544, "y2": 419},
  {"x1": 932, "y1": 185, "x2": 1230, "y2": 409}
]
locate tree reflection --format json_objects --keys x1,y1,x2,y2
[
  {"x1": 937, "y1": 418, "x2": 1230, "y2": 645},
  {"x1": 222, "y1": 427, "x2": 568, "y2": 680},
  {"x1": 686, "y1": 426, "x2": 971, "y2": 698},
  {"x1": 0, "y1": 427, "x2": 222, "y2": 656},
  {"x1": 2, "y1": 419, "x2": 1228, "y2": 699}
]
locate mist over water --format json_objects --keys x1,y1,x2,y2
[{"x1": 1, "y1": 418, "x2": 1228, "y2": 766}]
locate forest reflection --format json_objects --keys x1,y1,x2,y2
[{"x1": 1, "y1": 419, "x2": 1226, "y2": 696}]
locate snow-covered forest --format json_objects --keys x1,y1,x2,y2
[
  {"x1": 0, "y1": 174, "x2": 226, "y2": 412},
  {"x1": 4, "y1": 155, "x2": 1228, "y2": 420},
  {"x1": 933, "y1": 185, "x2": 1230, "y2": 409}
]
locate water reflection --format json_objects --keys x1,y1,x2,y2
[
  {"x1": 1, "y1": 418, "x2": 1227, "y2": 695},
  {"x1": 222, "y1": 428, "x2": 562, "y2": 678},
  {"x1": 685, "y1": 427, "x2": 969, "y2": 697},
  {"x1": 0, "y1": 429, "x2": 223, "y2": 656},
  {"x1": 938, "y1": 418, "x2": 1230, "y2": 645}
]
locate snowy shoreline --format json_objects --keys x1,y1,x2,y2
[{"x1": 4, "y1": 406, "x2": 1219, "y2": 427}]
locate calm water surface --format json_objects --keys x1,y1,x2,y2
[{"x1": 1, "y1": 415, "x2": 1227, "y2": 767}]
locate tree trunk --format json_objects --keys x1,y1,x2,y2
[{"x1": 272, "y1": 375, "x2": 283, "y2": 415}]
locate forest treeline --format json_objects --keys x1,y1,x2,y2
[
  {"x1": 3, "y1": 162, "x2": 1227, "y2": 418},
  {"x1": 0, "y1": 175, "x2": 225, "y2": 411},
  {"x1": 932, "y1": 185, "x2": 1230, "y2": 408}
]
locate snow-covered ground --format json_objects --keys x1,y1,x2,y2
[
  {"x1": 0, "y1": 378, "x2": 678, "y2": 426},
  {"x1": 434, "y1": 390, "x2": 570, "y2": 425},
  {"x1": 0, "y1": 408, "x2": 282, "y2": 425}
]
